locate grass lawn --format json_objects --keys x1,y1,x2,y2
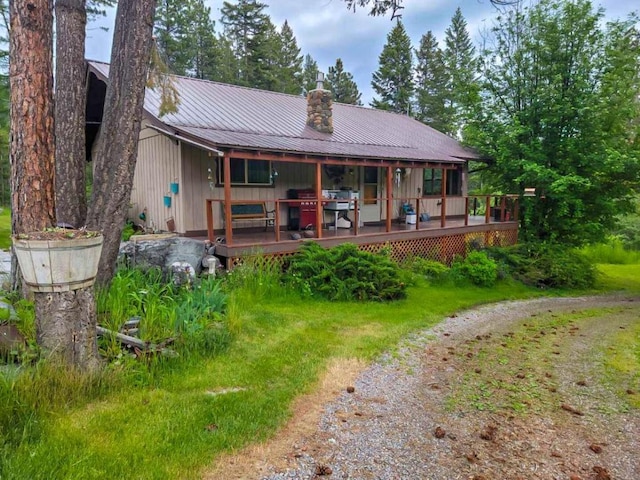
[
  {"x1": 0, "y1": 207, "x2": 11, "y2": 250},
  {"x1": 0, "y1": 254, "x2": 638, "y2": 479}
]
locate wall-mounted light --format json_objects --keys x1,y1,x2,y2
[
  {"x1": 270, "y1": 167, "x2": 279, "y2": 182},
  {"x1": 524, "y1": 187, "x2": 536, "y2": 197},
  {"x1": 395, "y1": 167, "x2": 402, "y2": 187}
]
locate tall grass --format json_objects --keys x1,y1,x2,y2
[{"x1": 580, "y1": 237, "x2": 640, "y2": 264}]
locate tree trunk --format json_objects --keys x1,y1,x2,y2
[
  {"x1": 34, "y1": 288, "x2": 100, "y2": 370},
  {"x1": 87, "y1": 0, "x2": 157, "y2": 286},
  {"x1": 9, "y1": 0, "x2": 55, "y2": 234},
  {"x1": 54, "y1": 0, "x2": 87, "y2": 228}
]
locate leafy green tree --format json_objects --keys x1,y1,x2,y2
[
  {"x1": 371, "y1": 20, "x2": 413, "y2": 113},
  {"x1": 326, "y1": 58, "x2": 362, "y2": 105},
  {"x1": 443, "y1": 7, "x2": 479, "y2": 137},
  {"x1": 468, "y1": 0, "x2": 640, "y2": 246},
  {"x1": 414, "y1": 30, "x2": 449, "y2": 133},
  {"x1": 302, "y1": 53, "x2": 319, "y2": 94}
]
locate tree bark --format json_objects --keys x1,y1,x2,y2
[
  {"x1": 87, "y1": 0, "x2": 157, "y2": 285},
  {"x1": 9, "y1": 0, "x2": 55, "y2": 234},
  {"x1": 54, "y1": 0, "x2": 87, "y2": 228},
  {"x1": 35, "y1": 288, "x2": 100, "y2": 370}
]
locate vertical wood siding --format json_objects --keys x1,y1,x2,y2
[{"x1": 130, "y1": 125, "x2": 181, "y2": 232}]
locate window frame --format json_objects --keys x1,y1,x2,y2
[
  {"x1": 422, "y1": 167, "x2": 462, "y2": 196},
  {"x1": 217, "y1": 158, "x2": 273, "y2": 187}
]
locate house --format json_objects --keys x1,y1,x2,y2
[{"x1": 86, "y1": 61, "x2": 517, "y2": 267}]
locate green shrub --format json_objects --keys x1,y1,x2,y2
[
  {"x1": 450, "y1": 251, "x2": 498, "y2": 287},
  {"x1": 121, "y1": 221, "x2": 136, "y2": 242},
  {"x1": 407, "y1": 257, "x2": 450, "y2": 281},
  {"x1": 284, "y1": 242, "x2": 406, "y2": 301},
  {"x1": 488, "y1": 243, "x2": 596, "y2": 289}
]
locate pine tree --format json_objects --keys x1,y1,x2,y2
[
  {"x1": 247, "y1": 16, "x2": 285, "y2": 91},
  {"x1": 154, "y1": 0, "x2": 217, "y2": 77},
  {"x1": 275, "y1": 20, "x2": 303, "y2": 94},
  {"x1": 414, "y1": 30, "x2": 450, "y2": 133},
  {"x1": 220, "y1": 0, "x2": 270, "y2": 87},
  {"x1": 326, "y1": 58, "x2": 362, "y2": 105},
  {"x1": 302, "y1": 53, "x2": 320, "y2": 95},
  {"x1": 371, "y1": 20, "x2": 413, "y2": 114},
  {"x1": 207, "y1": 34, "x2": 239, "y2": 84},
  {"x1": 443, "y1": 7, "x2": 479, "y2": 137}
]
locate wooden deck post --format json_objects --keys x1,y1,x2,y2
[
  {"x1": 485, "y1": 195, "x2": 491, "y2": 224},
  {"x1": 223, "y1": 153, "x2": 233, "y2": 245},
  {"x1": 206, "y1": 199, "x2": 214, "y2": 241},
  {"x1": 274, "y1": 199, "x2": 280, "y2": 242},
  {"x1": 353, "y1": 198, "x2": 359, "y2": 236},
  {"x1": 415, "y1": 196, "x2": 420, "y2": 230},
  {"x1": 500, "y1": 195, "x2": 506, "y2": 222},
  {"x1": 440, "y1": 168, "x2": 447, "y2": 228},
  {"x1": 315, "y1": 162, "x2": 323, "y2": 239},
  {"x1": 386, "y1": 166, "x2": 392, "y2": 232},
  {"x1": 464, "y1": 196, "x2": 469, "y2": 226}
]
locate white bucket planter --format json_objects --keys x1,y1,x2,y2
[{"x1": 12, "y1": 234, "x2": 103, "y2": 293}]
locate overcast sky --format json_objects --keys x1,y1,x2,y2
[{"x1": 85, "y1": 0, "x2": 638, "y2": 105}]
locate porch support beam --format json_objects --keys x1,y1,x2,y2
[
  {"x1": 315, "y1": 162, "x2": 323, "y2": 239},
  {"x1": 441, "y1": 167, "x2": 447, "y2": 228},
  {"x1": 223, "y1": 153, "x2": 233, "y2": 245},
  {"x1": 386, "y1": 166, "x2": 392, "y2": 232}
]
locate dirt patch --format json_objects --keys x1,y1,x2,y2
[
  {"x1": 206, "y1": 296, "x2": 640, "y2": 480},
  {"x1": 202, "y1": 357, "x2": 366, "y2": 480}
]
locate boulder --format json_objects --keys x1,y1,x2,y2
[{"x1": 119, "y1": 236, "x2": 207, "y2": 276}]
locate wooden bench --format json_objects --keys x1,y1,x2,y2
[{"x1": 222, "y1": 202, "x2": 275, "y2": 231}]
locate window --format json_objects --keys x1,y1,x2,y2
[
  {"x1": 219, "y1": 159, "x2": 272, "y2": 186},
  {"x1": 423, "y1": 167, "x2": 462, "y2": 196}
]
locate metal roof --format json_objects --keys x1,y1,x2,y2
[{"x1": 89, "y1": 61, "x2": 478, "y2": 163}]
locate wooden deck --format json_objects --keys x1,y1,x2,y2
[{"x1": 212, "y1": 216, "x2": 518, "y2": 268}]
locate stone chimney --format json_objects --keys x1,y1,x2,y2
[{"x1": 306, "y1": 72, "x2": 333, "y2": 134}]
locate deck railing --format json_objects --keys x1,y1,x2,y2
[{"x1": 206, "y1": 194, "x2": 519, "y2": 245}]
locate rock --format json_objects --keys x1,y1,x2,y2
[
  {"x1": 119, "y1": 236, "x2": 206, "y2": 276},
  {"x1": 434, "y1": 426, "x2": 446, "y2": 438},
  {"x1": 346, "y1": 386, "x2": 355, "y2": 393}
]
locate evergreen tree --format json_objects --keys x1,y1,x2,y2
[
  {"x1": 275, "y1": 20, "x2": 303, "y2": 94},
  {"x1": 443, "y1": 7, "x2": 479, "y2": 137},
  {"x1": 467, "y1": 0, "x2": 640, "y2": 246},
  {"x1": 154, "y1": 0, "x2": 217, "y2": 77},
  {"x1": 302, "y1": 53, "x2": 320, "y2": 95},
  {"x1": 414, "y1": 30, "x2": 450, "y2": 133},
  {"x1": 249, "y1": 17, "x2": 282, "y2": 90},
  {"x1": 326, "y1": 58, "x2": 362, "y2": 105},
  {"x1": 370, "y1": 20, "x2": 413, "y2": 114},
  {"x1": 220, "y1": 0, "x2": 270, "y2": 86},
  {"x1": 207, "y1": 34, "x2": 240, "y2": 84},
  {"x1": 188, "y1": 1, "x2": 218, "y2": 79}
]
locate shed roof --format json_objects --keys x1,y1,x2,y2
[{"x1": 88, "y1": 61, "x2": 477, "y2": 164}]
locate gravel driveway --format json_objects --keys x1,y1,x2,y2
[{"x1": 209, "y1": 295, "x2": 640, "y2": 480}]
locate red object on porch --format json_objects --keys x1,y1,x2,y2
[{"x1": 288, "y1": 189, "x2": 317, "y2": 230}]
